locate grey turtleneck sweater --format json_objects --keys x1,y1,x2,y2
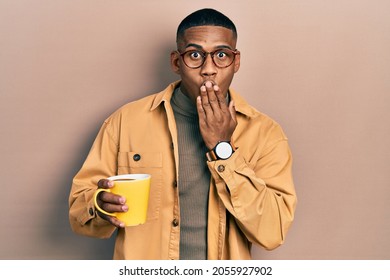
[{"x1": 171, "y1": 87, "x2": 211, "y2": 260}]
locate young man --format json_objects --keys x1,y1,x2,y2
[{"x1": 69, "y1": 8, "x2": 297, "y2": 260}]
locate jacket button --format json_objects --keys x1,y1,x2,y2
[
  {"x1": 172, "y1": 219, "x2": 179, "y2": 227},
  {"x1": 217, "y1": 165, "x2": 225, "y2": 172},
  {"x1": 133, "y1": 154, "x2": 141, "y2": 161},
  {"x1": 89, "y1": 208, "x2": 94, "y2": 216}
]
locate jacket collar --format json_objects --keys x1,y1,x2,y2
[
  {"x1": 150, "y1": 81, "x2": 179, "y2": 111},
  {"x1": 151, "y1": 80, "x2": 258, "y2": 119}
]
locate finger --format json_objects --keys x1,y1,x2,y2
[
  {"x1": 110, "y1": 217, "x2": 126, "y2": 228},
  {"x1": 200, "y1": 85, "x2": 213, "y2": 117},
  {"x1": 108, "y1": 217, "x2": 126, "y2": 228},
  {"x1": 214, "y1": 85, "x2": 228, "y2": 111},
  {"x1": 205, "y1": 82, "x2": 220, "y2": 112},
  {"x1": 100, "y1": 199, "x2": 128, "y2": 213},
  {"x1": 97, "y1": 212, "x2": 125, "y2": 228},
  {"x1": 99, "y1": 191, "x2": 126, "y2": 205},
  {"x1": 97, "y1": 179, "x2": 114, "y2": 189},
  {"x1": 196, "y1": 96, "x2": 206, "y2": 121}
]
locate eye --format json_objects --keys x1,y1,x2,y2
[
  {"x1": 188, "y1": 51, "x2": 203, "y2": 60},
  {"x1": 215, "y1": 51, "x2": 229, "y2": 60}
]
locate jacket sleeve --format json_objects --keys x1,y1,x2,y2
[
  {"x1": 207, "y1": 123, "x2": 297, "y2": 250},
  {"x1": 68, "y1": 120, "x2": 118, "y2": 238}
]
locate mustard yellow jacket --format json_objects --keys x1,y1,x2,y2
[{"x1": 69, "y1": 81, "x2": 297, "y2": 260}]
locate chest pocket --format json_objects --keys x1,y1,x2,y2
[{"x1": 117, "y1": 151, "x2": 163, "y2": 222}]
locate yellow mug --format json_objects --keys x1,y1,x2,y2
[{"x1": 93, "y1": 174, "x2": 151, "y2": 226}]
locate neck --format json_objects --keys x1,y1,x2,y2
[{"x1": 179, "y1": 84, "x2": 197, "y2": 104}]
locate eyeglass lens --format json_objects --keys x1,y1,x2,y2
[{"x1": 182, "y1": 49, "x2": 236, "y2": 68}]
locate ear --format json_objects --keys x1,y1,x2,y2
[
  {"x1": 170, "y1": 51, "x2": 181, "y2": 75},
  {"x1": 233, "y1": 51, "x2": 241, "y2": 73}
]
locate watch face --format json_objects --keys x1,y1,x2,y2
[{"x1": 215, "y1": 142, "x2": 233, "y2": 159}]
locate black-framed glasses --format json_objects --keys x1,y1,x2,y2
[{"x1": 177, "y1": 48, "x2": 239, "y2": 69}]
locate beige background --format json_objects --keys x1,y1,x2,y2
[{"x1": 1, "y1": 0, "x2": 389, "y2": 259}]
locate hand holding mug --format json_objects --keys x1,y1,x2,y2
[
  {"x1": 95, "y1": 178, "x2": 128, "y2": 228},
  {"x1": 94, "y1": 174, "x2": 151, "y2": 227}
]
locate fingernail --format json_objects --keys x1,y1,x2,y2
[
  {"x1": 205, "y1": 81, "x2": 212, "y2": 88},
  {"x1": 200, "y1": 85, "x2": 206, "y2": 92}
]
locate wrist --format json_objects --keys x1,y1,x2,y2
[{"x1": 206, "y1": 141, "x2": 236, "y2": 161}]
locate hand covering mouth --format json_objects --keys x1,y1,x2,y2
[{"x1": 202, "y1": 80, "x2": 217, "y2": 87}]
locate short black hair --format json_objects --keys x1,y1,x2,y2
[{"x1": 176, "y1": 8, "x2": 237, "y2": 42}]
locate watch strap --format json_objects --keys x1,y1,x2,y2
[{"x1": 206, "y1": 150, "x2": 218, "y2": 161}]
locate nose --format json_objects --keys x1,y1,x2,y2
[{"x1": 200, "y1": 53, "x2": 217, "y2": 77}]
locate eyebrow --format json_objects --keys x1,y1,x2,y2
[{"x1": 184, "y1": 43, "x2": 233, "y2": 50}]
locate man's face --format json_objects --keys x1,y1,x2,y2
[{"x1": 171, "y1": 25, "x2": 240, "y2": 103}]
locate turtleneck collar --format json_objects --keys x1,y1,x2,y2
[{"x1": 171, "y1": 87, "x2": 198, "y2": 118}]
